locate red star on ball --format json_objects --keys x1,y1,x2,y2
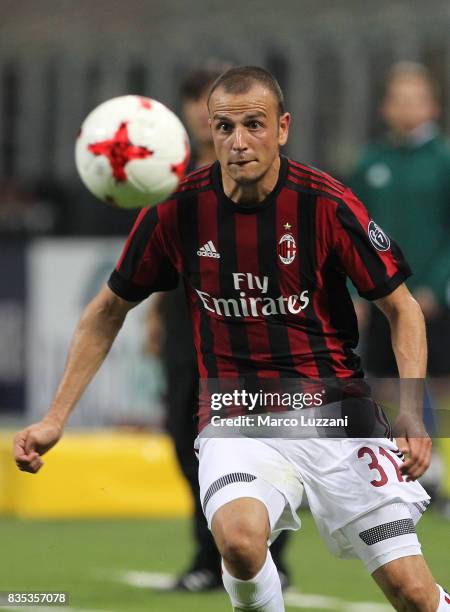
[
  {"x1": 88, "y1": 122, "x2": 153, "y2": 183},
  {"x1": 171, "y1": 142, "x2": 190, "y2": 181}
]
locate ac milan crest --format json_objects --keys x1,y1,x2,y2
[{"x1": 278, "y1": 233, "x2": 297, "y2": 265}]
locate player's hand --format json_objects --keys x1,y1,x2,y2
[
  {"x1": 394, "y1": 414, "x2": 432, "y2": 480},
  {"x1": 13, "y1": 418, "x2": 63, "y2": 474}
]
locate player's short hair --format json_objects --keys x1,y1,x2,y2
[
  {"x1": 180, "y1": 61, "x2": 233, "y2": 102},
  {"x1": 207, "y1": 66, "x2": 285, "y2": 116},
  {"x1": 384, "y1": 61, "x2": 440, "y2": 100}
]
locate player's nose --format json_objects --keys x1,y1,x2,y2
[{"x1": 231, "y1": 126, "x2": 248, "y2": 152}]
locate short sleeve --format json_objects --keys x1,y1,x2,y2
[
  {"x1": 333, "y1": 188, "x2": 412, "y2": 300},
  {"x1": 108, "y1": 206, "x2": 179, "y2": 302}
]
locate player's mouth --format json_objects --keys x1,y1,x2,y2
[{"x1": 230, "y1": 160, "x2": 256, "y2": 166}]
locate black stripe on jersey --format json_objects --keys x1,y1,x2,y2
[
  {"x1": 388, "y1": 238, "x2": 411, "y2": 285},
  {"x1": 321, "y1": 250, "x2": 363, "y2": 374},
  {"x1": 177, "y1": 194, "x2": 218, "y2": 378},
  {"x1": 297, "y1": 192, "x2": 335, "y2": 377},
  {"x1": 335, "y1": 201, "x2": 399, "y2": 298},
  {"x1": 217, "y1": 205, "x2": 252, "y2": 375},
  {"x1": 119, "y1": 207, "x2": 158, "y2": 279},
  {"x1": 108, "y1": 207, "x2": 179, "y2": 301},
  {"x1": 257, "y1": 204, "x2": 297, "y2": 376}
]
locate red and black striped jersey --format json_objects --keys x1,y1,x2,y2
[{"x1": 108, "y1": 156, "x2": 410, "y2": 389}]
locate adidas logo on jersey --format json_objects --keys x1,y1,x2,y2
[{"x1": 197, "y1": 241, "x2": 221, "y2": 258}]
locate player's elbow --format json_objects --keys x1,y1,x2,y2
[
  {"x1": 81, "y1": 289, "x2": 130, "y2": 334},
  {"x1": 377, "y1": 286, "x2": 424, "y2": 327},
  {"x1": 396, "y1": 293, "x2": 425, "y2": 324}
]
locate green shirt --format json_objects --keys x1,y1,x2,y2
[{"x1": 350, "y1": 130, "x2": 450, "y2": 306}]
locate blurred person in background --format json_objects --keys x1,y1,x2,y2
[
  {"x1": 0, "y1": 178, "x2": 62, "y2": 235},
  {"x1": 146, "y1": 65, "x2": 292, "y2": 591},
  {"x1": 351, "y1": 62, "x2": 450, "y2": 506}
]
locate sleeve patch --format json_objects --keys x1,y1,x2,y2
[{"x1": 367, "y1": 220, "x2": 391, "y2": 252}]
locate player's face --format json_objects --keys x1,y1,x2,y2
[
  {"x1": 382, "y1": 76, "x2": 439, "y2": 136},
  {"x1": 208, "y1": 84, "x2": 290, "y2": 185},
  {"x1": 182, "y1": 92, "x2": 212, "y2": 146}
]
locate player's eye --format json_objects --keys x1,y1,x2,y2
[
  {"x1": 247, "y1": 120, "x2": 262, "y2": 129},
  {"x1": 216, "y1": 122, "x2": 232, "y2": 132}
]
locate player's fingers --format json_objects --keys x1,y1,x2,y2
[
  {"x1": 13, "y1": 431, "x2": 29, "y2": 460},
  {"x1": 28, "y1": 456, "x2": 44, "y2": 473},
  {"x1": 15, "y1": 450, "x2": 40, "y2": 470},
  {"x1": 16, "y1": 456, "x2": 43, "y2": 474},
  {"x1": 400, "y1": 438, "x2": 431, "y2": 479},
  {"x1": 24, "y1": 432, "x2": 37, "y2": 455},
  {"x1": 408, "y1": 440, "x2": 432, "y2": 480},
  {"x1": 395, "y1": 436, "x2": 409, "y2": 455}
]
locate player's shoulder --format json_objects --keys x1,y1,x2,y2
[
  {"x1": 286, "y1": 158, "x2": 347, "y2": 201},
  {"x1": 171, "y1": 162, "x2": 215, "y2": 198},
  {"x1": 151, "y1": 163, "x2": 215, "y2": 219}
]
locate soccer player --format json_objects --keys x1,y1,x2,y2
[
  {"x1": 146, "y1": 65, "x2": 291, "y2": 592},
  {"x1": 14, "y1": 67, "x2": 449, "y2": 611}
]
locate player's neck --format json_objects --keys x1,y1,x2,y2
[{"x1": 221, "y1": 156, "x2": 281, "y2": 205}]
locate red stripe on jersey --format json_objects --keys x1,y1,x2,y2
[
  {"x1": 235, "y1": 214, "x2": 276, "y2": 378},
  {"x1": 287, "y1": 163, "x2": 343, "y2": 186},
  {"x1": 276, "y1": 188, "x2": 320, "y2": 377},
  {"x1": 287, "y1": 171, "x2": 345, "y2": 198},
  {"x1": 179, "y1": 178, "x2": 211, "y2": 192},
  {"x1": 115, "y1": 207, "x2": 151, "y2": 270},
  {"x1": 288, "y1": 160, "x2": 345, "y2": 192},
  {"x1": 133, "y1": 228, "x2": 165, "y2": 286},
  {"x1": 321, "y1": 196, "x2": 375, "y2": 294},
  {"x1": 185, "y1": 164, "x2": 213, "y2": 181},
  {"x1": 179, "y1": 167, "x2": 211, "y2": 187},
  {"x1": 196, "y1": 191, "x2": 238, "y2": 378}
]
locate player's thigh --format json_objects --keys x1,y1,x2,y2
[
  {"x1": 197, "y1": 436, "x2": 302, "y2": 537},
  {"x1": 339, "y1": 501, "x2": 423, "y2": 574},
  {"x1": 372, "y1": 555, "x2": 439, "y2": 611}
]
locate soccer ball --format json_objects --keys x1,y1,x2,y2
[{"x1": 75, "y1": 95, "x2": 190, "y2": 208}]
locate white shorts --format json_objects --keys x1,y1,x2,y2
[{"x1": 196, "y1": 434, "x2": 430, "y2": 573}]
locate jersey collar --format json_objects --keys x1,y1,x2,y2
[{"x1": 212, "y1": 155, "x2": 288, "y2": 214}]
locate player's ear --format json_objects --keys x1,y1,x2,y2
[{"x1": 278, "y1": 112, "x2": 291, "y2": 146}]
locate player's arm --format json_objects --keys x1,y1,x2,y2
[
  {"x1": 14, "y1": 284, "x2": 139, "y2": 474},
  {"x1": 374, "y1": 283, "x2": 431, "y2": 479}
]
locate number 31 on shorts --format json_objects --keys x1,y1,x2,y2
[{"x1": 358, "y1": 446, "x2": 404, "y2": 487}]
